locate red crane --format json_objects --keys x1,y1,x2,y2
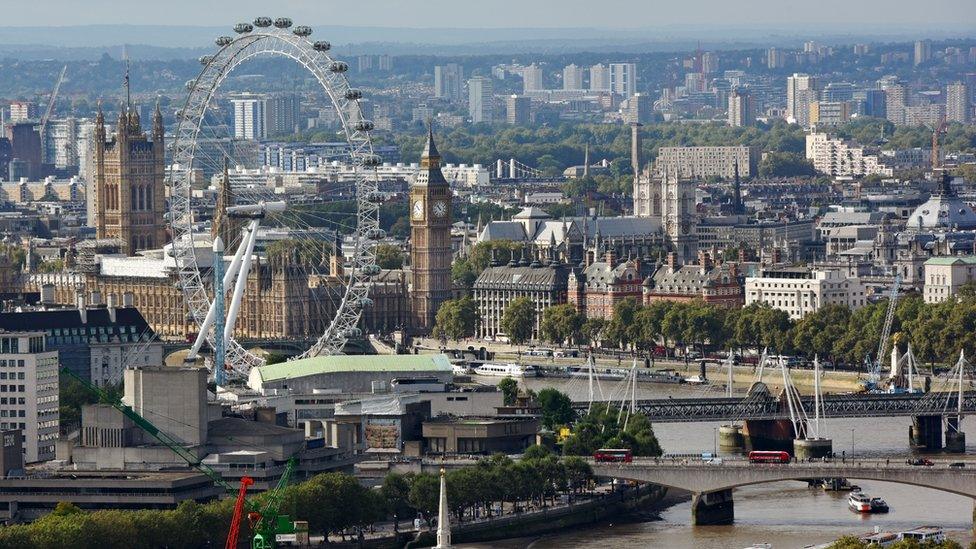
[{"x1": 226, "y1": 476, "x2": 255, "y2": 549}]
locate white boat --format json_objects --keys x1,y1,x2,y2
[
  {"x1": 898, "y1": 526, "x2": 945, "y2": 543},
  {"x1": 452, "y1": 363, "x2": 472, "y2": 375},
  {"x1": 684, "y1": 375, "x2": 708, "y2": 385},
  {"x1": 848, "y1": 492, "x2": 872, "y2": 513},
  {"x1": 473, "y1": 362, "x2": 538, "y2": 378}
]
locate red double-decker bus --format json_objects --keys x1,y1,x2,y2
[
  {"x1": 748, "y1": 451, "x2": 790, "y2": 464},
  {"x1": 593, "y1": 448, "x2": 633, "y2": 463}
]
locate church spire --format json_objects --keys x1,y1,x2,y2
[
  {"x1": 153, "y1": 99, "x2": 164, "y2": 141},
  {"x1": 732, "y1": 159, "x2": 743, "y2": 215}
]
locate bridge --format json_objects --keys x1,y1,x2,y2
[
  {"x1": 572, "y1": 389, "x2": 976, "y2": 422},
  {"x1": 590, "y1": 458, "x2": 976, "y2": 525},
  {"x1": 490, "y1": 158, "x2": 564, "y2": 183}
]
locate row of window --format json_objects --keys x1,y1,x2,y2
[
  {"x1": 0, "y1": 386, "x2": 25, "y2": 393},
  {"x1": 0, "y1": 373, "x2": 25, "y2": 380},
  {"x1": 0, "y1": 398, "x2": 25, "y2": 405},
  {"x1": 0, "y1": 410, "x2": 25, "y2": 418},
  {"x1": 0, "y1": 360, "x2": 27, "y2": 368}
]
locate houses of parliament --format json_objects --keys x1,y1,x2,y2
[{"x1": 8, "y1": 106, "x2": 453, "y2": 345}]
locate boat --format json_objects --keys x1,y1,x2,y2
[
  {"x1": 898, "y1": 526, "x2": 944, "y2": 543},
  {"x1": 684, "y1": 375, "x2": 708, "y2": 385},
  {"x1": 472, "y1": 362, "x2": 538, "y2": 378},
  {"x1": 451, "y1": 363, "x2": 472, "y2": 375},
  {"x1": 870, "y1": 497, "x2": 889, "y2": 513},
  {"x1": 821, "y1": 478, "x2": 858, "y2": 491},
  {"x1": 848, "y1": 492, "x2": 872, "y2": 513}
]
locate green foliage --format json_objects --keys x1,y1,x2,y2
[
  {"x1": 827, "y1": 536, "x2": 965, "y2": 549},
  {"x1": 539, "y1": 304, "x2": 584, "y2": 346},
  {"x1": 536, "y1": 388, "x2": 575, "y2": 430},
  {"x1": 501, "y1": 297, "x2": 537, "y2": 345},
  {"x1": 562, "y1": 404, "x2": 662, "y2": 457},
  {"x1": 374, "y1": 243, "x2": 404, "y2": 270},
  {"x1": 758, "y1": 152, "x2": 816, "y2": 177},
  {"x1": 498, "y1": 377, "x2": 519, "y2": 406},
  {"x1": 59, "y1": 374, "x2": 121, "y2": 434},
  {"x1": 433, "y1": 297, "x2": 479, "y2": 341}
]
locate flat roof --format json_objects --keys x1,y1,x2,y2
[{"x1": 254, "y1": 353, "x2": 453, "y2": 383}]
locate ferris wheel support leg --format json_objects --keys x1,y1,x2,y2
[
  {"x1": 185, "y1": 226, "x2": 253, "y2": 362},
  {"x1": 224, "y1": 219, "x2": 260, "y2": 345}
]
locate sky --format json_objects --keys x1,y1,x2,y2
[{"x1": 5, "y1": 0, "x2": 976, "y2": 30}]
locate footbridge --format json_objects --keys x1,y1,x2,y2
[{"x1": 590, "y1": 458, "x2": 976, "y2": 524}]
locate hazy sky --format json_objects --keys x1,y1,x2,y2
[{"x1": 6, "y1": 0, "x2": 976, "y2": 29}]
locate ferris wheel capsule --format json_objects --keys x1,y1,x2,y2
[
  {"x1": 253, "y1": 17, "x2": 272, "y2": 27},
  {"x1": 355, "y1": 297, "x2": 374, "y2": 309},
  {"x1": 361, "y1": 154, "x2": 382, "y2": 167},
  {"x1": 313, "y1": 41, "x2": 331, "y2": 52},
  {"x1": 361, "y1": 264, "x2": 382, "y2": 276},
  {"x1": 342, "y1": 327, "x2": 363, "y2": 338},
  {"x1": 345, "y1": 89, "x2": 363, "y2": 100},
  {"x1": 199, "y1": 55, "x2": 214, "y2": 66},
  {"x1": 215, "y1": 36, "x2": 232, "y2": 47},
  {"x1": 354, "y1": 120, "x2": 375, "y2": 132},
  {"x1": 234, "y1": 23, "x2": 253, "y2": 34},
  {"x1": 273, "y1": 17, "x2": 293, "y2": 29},
  {"x1": 366, "y1": 228, "x2": 386, "y2": 240},
  {"x1": 365, "y1": 191, "x2": 385, "y2": 203},
  {"x1": 329, "y1": 61, "x2": 349, "y2": 73},
  {"x1": 185, "y1": 80, "x2": 196, "y2": 91},
  {"x1": 293, "y1": 26, "x2": 312, "y2": 37}
]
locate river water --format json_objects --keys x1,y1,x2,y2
[{"x1": 458, "y1": 375, "x2": 976, "y2": 549}]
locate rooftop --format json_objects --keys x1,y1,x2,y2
[{"x1": 252, "y1": 353, "x2": 453, "y2": 383}]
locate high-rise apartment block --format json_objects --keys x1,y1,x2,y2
[
  {"x1": 610, "y1": 63, "x2": 638, "y2": 98},
  {"x1": 589, "y1": 63, "x2": 610, "y2": 92},
  {"x1": 805, "y1": 133, "x2": 892, "y2": 177},
  {"x1": 506, "y1": 95, "x2": 531, "y2": 125},
  {"x1": 914, "y1": 39, "x2": 932, "y2": 66},
  {"x1": 883, "y1": 82, "x2": 908, "y2": 125},
  {"x1": 809, "y1": 101, "x2": 851, "y2": 127},
  {"x1": 946, "y1": 82, "x2": 971, "y2": 124},
  {"x1": 267, "y1": 94, "x2": 301, "y2": 136},
  {"x1": 521, "y1": 64, "x2": 544, "y2": 92},
  {"x1": 728, "y1": 89, "x2": 755, "y2": 127},
  {"x1": 230, "y1": 94, "x2": 267, "y2": 140},
  {"x1": 656, "y1": 146, "x2": 760, "y2": 179},
  {"x1": 8, "y1": 101, "x2": 37, "y2": 123},
  {"x1": 468, "y1": 76, "x2": 494, "y2": 124},
  {"x1": 562, "y1": 64, "x2": 584, "y2": 90},
  {"x1": 434, "y1": 64, "x2": 464, "y2": 102},
  {"x1": 786, "y1": 73, "x2": 820, "y2": 127},
  {"x1": 620, "y1": 93, "x2": 652, "y2": 124},
  {"x1": 0, "y1": 331, "x2": 58, "y2": 463}
]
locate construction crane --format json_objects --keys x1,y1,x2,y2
[
  {"x1": 864, "y1": 274, "x2": 901, "y2": 391},
  {"x1": 227, "y1": 476, "x2": 255, "y2": 549},
  {"x1": 39, "y1": 65, "x2": 67, "y2": 165},
  {"x1": 931, "y1": 114, "x2": 948, "y2": 170},
  {"x1": 61, "y1": 367, "x2": 300, "y2": 548}
]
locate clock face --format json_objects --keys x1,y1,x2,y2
[
  {"x1": 433, "y1": 200, "x2": 448, "y2": 218},
  {"x1": 412, "y1": 199, "x2": 424, "y2": 220}
]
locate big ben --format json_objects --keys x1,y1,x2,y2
[{"x1": 409, "y1": 128, "x2": 453, "y2": 333}]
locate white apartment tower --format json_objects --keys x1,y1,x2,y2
[
  {"x1": 610, "y1": 63, "x2": 638, "y2": 98},
  {"x1": 434, "y1": 64, "x2": 464, "y2": 102},
  {"x1": 0, "y1": 332, "x2": 58, "y2": 463},
  {"x1": 728, "y1": 89, "x2": 754, "y2": 127},
  {"x1": 468, "y1": 76, "x2": 494, "y2": 124},
  {"x1": 947, "y1": 82, "x2": 971, "y2": 124},
  {"x1": 589, "y1": 63, "x2": 610, "y2": 92},
  {"x1": 230, "y1": 94, "x2": 267, "y2": 140},
  {"x1": 786, "y1": 73, "x2": 820, "y2": 127},
  {"x1": 562, "y1": 64, "x2": 584, "y2": 91},
  {"x1": 522, "y1": 64, "x2": 544, "y2": 93}
]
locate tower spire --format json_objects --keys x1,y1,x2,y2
[
  {"x1": 733, "y1": 159, "x2": 743, "y2": 215},
  {"x1": 123, "y1": 49, "x2": 131, "y2": 114},
  {"x1": 421, "y1": 123, "x2": 441, "y2": 169}
]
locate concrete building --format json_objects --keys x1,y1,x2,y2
[
  {"x1": 589, "y1": 63, "x2": 610, "y2": 92},
  {"x1": 923, "y1": 256, "x2": 976, "y2": 304},
  {"x1": 247, "y1": 354, "x2": 454, "y2": 395},
  {"x1": 521, "y1": 64, "x2": 544, "y2": 93},
  {"x1": 266, "y1": 94, "x2": 301, "y2": 136},
  {"x1": 423, "y1": 416, "x2": 539, "y2": 455},
  {"x1": 0, "y1": 332, "x2": 58, "y2": 463},
  {"x1": 883, "y1": 83, "x2": 908, "y2": 126},
  {"x1": 914, "y1": 40, "x2": 932, "y2": 66},
  {"x1": 467, "y1": 76, "x2": 494, "y2": 124},
  {"x1": 8, "y1": 102, "x2": 37, "y2": 123},
  {"x1": 610, "y1": 63, "x2": 638, "y2": 98},
  {"x1": 805, "y1": 133, "x2": 893, "y2": 177},
  {"x1": 728, "y1": 89, "x2": 754, "y2": 127},
  {"x1": 786, "y1": 74, "x2": 820, "y2": 127},
  {"x1": 434, "y1": 64, "x2": 464, "y2": 102},
  {"x1": 905, "y1": 104, "x2": 945, "y2": 128},
  {"x1": 947, "y1": 82, "x2": 971, "y2": 124},
  {"x1": 230, "y1": 93, "x2": 267, "y2": 140},
  {"x1": 745, "y1": 267, "x2": 868, "y2": 320},
  {"x1": 506, "y1": 95, "x2": 531, "y2": 125},
  {"x1": 621, "y1": 93, "x2": 653, "y2": 124},
  {"x1": 809, "y1": 101, "x2": 851, "y2": 127},
  {"x1": 655, "y1": 146, "x2": 760, "y2": 179},
  {"x1": 563, "y1": 64, "x2": 584, "y2": 90}
]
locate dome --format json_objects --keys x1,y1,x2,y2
[{"x1": 907, "y1": 174, "x2": 976, "y2": 230}]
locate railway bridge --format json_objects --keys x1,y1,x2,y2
[{"x1": 590, "y1": 458, "x2": 976, "y2": 525}]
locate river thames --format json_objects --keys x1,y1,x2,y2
[{"x1": 458, "y1": 375, "x2": 976, "y2": 548}]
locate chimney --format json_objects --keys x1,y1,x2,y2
[
  {"x1": 40, "y1": 283, "x2": 55, "y2": 306},
  {"x1": 122, "y1": 291, "x2": 134, "y2": 308},
  {"x1": 666, "y1": 251, "x2": 678, "y2": 271},
  {"x1": 76, "y1": 292, "x2": 87, "y2": 324},
  {"x1": 107, "y1": 294, "x2": 117, "y2": 324}
]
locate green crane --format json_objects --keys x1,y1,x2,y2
[{"x1": 62, "y1": 367, "x2": 301, "y2": 548}]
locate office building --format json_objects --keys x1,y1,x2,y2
[
  {"x1": 563, "y1": 64, "x2": 584, "y2": 90},
  {"x1": 884, "y1": 83, "x2": 908, "y2": 125},
  {"x1": 434, "y1": 64, "x2": 464, "y2": 102},
  {"x1": 924, "y1": 256, "x2": 976, "y2": 304},
  {"x1": 267, "y1": 94, "x2": 301, "y2": 136},
  {"x1": 0, "y1": 331, "x2": 58, "y2": 463},
  {"x1": 522, "y1": 64, "x2": 544, "y2": 92},
  {"x1": 610, "y1": 63, "x2": 638, "y2": 98},
  {"x1": 468, "y1": 76, "x2": 494, "y2": 124},
  {"x1": 701, "y1": 52, "x2": 719, "y2": 75},
  {"x1": 589, "y1": 63, "x2": 610, "y2": 92},
  {"x1": 230, "y1": 93, "x2": 267, "y2": 140},
  {"x1": 5, "y1": 122, "x2": 42, "y2": 180},
  {"x1": 809, "y1": 101, "x2": 851, "y2": 127},
  {"x1": 656, "y1": 146, "x2": 760, "y2": 179},
  {"x1": 786, "y1": 74, "x2": 820, "y2": 126},
  {"x1": 914, "y1": 39, "x2": 932, "y2": 66},
  {"x1": 728, "y1": 89, "x2": 755, "y2": 127},
  {"x1": 745, "y1": 267, "x2": 868, "y2": 320},
  {"x1": 823, "y1": 82, "x2": 855, "y2": 102},
  {"x1": 8, "y1": 102, "x2": 37, "y2": 123},
  {"x1": 91, "y1": 104, "x2": 167, "y2": 255},
  {"x1": 947, "y1": 82, "x2": 971, "y2": 124},
  {"x1": 506, "y1": 95, "x2": 531, "y2": 125}
]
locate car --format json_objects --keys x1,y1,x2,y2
[
  {"x1": 949, "y1": 462, "x2": 966, "y2": 468},
  {"x1": 908, "y1": 458, "x2": 934, "y2": 466}
]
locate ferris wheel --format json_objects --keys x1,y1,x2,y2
[{"x1": 169, "y1": 17, "x2": 383, "y2": 379}]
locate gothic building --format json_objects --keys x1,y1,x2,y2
[
  {"x1": 92, "y1": 103, "x2": 167, "y2": 255},
  {"x1": 409, "y1": 129, "x2": 453, "y2": 332}
]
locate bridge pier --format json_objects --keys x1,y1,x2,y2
[
  {"x1": 691, "y1": 489, "x2": 734, "y2": 525},
  {"x1": 910, "y1": 415, "x2": 943, "y2": 451},
  {"x1": 945, "y1": 415, "x2": 966, "y2": 453},
  {"x1": 743, "y1": 419, "x2": 796, "y2": 453},
  {"x1": 719, "y1": 425, "x2": 745, "y2": 453},
  {"x1": 794, "y1": 438, "x2": 833, "y2": 460}
]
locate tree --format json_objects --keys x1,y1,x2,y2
[
  {"x1": 381, "y1": 473, "x2": 414, "y2": 532},
  {"x1": 501, "y1": 297, "x2": 537, "y2": 345},
  {"x1": 498, "y1": 377, "x2": 519, "y2": 406},
  {"x1": 563, "y1": 404, "x2": 662, "y2": 457},
  {"x1": 451, "y1": 257, "x2": 478, "y2": 290},
  {"x1": 374, "y1": 243, "x2": 404, "y2": 269},
  {"x1": 536, "y1": 388, "x2": 575, "y2": 429},
  {"x1": 433, "y1": 297, "x2": 479, "y2": 341},
  {"x1": 562, "y1": 456, "x2": 593, "y2": 495},
  {"x1": 580, "y1": 317, "x2": 607, "y2": 346},
  {"x1": 539, "y1": 304, "x2": 584, "y2": 346},
  {"x1": 758, "y1": 151, "x2": 817, "y2": 177},
  {"x1": 605, "y1": 297, "x2": 640, "y2": 349},
  {"x1": 408, "y1": 473, "x2": 440, "y2": 526}
]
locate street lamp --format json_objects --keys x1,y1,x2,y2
[
  {"x1": 713, "y1": 427, "x2": 718, "y2": 456},
  {"x1": 851, "y1": 428, "x2": 855, "y2": 460}
]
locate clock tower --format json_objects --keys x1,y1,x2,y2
[{"x1": 409, "y1": 128, "x2": 453, "y2": 333}]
